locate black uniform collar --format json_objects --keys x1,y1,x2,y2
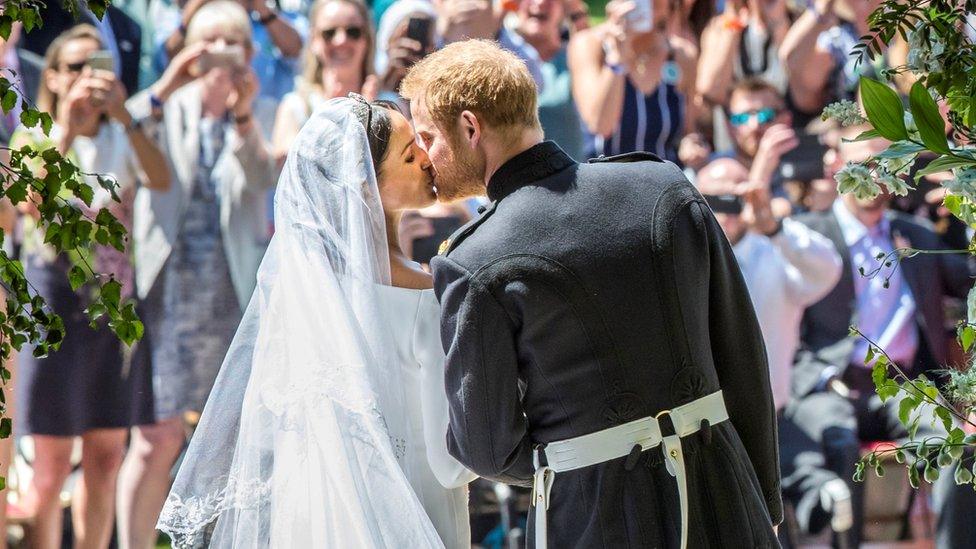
[{"x1": 486, "y1": 141, "x2": 575, "y2": 202}]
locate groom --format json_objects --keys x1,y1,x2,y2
[{"x1": 402, "y1": 40, "x2": 782, "y2": 548}]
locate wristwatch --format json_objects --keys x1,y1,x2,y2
[{"x1": 255, "y1": 10, "x2": 278, "y2": 25}]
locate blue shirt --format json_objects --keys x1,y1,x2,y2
[{"x1": 832, "y1": 199, "x2": 918, "y2": 367}]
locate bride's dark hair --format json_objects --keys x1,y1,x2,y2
[{"x1": 349, "y1": 93, "x2": 402, "y2": 177}]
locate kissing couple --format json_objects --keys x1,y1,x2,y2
[{"x1": 157, "y1": 40, "x2": 783, "y2": 549}]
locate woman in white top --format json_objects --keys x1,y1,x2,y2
[
  {"x1": 270, "y1": 0, "x2": 378, "y2": 166},
  {"x1": 11, "y1": 24, "x2": 170, "y2": 549},
  {"x1": 157, "y1": 96, "x2": 475, "y2": 548}
]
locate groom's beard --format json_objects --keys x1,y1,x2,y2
[{"x1": 434, "y1": 148, "x2": 486, "y2": 202}]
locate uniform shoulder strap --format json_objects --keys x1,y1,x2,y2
[
  {"x1": 587, "y1": 151, "x2": 664, "y2": 164},
  {"x1": 438, "y1": 201, "x2": 498, "y2": 257}
]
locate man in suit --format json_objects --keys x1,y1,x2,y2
[
  {"x1": 789, "y1": 127, "x2": 971, "y2": 546},
  {"x1": 402, "y1": 40, "x2": 781, "y2": 548},
  {"x1": 697, "y1": 159, "x2": 853, "y2": 547},
  {"x1": 22, "y1": 0, "x2": 142, "y2": 96}
]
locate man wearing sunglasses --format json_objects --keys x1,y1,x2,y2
[
  {"x1": 698, "y1": 157, "x2": 850, "y2": 546},
  {"x1": 727, "y1": 78, "x2": 798, "y2": 206}
]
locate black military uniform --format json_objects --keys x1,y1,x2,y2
[{"x1": 431, "y1": 141, "x2": 783, "y2": 548}]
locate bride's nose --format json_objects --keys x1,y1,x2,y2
[{"x1": 418, "y1": 147, "x2": 432, "y2": 171}]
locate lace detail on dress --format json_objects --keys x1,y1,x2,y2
[
  {"x1": 260, "y1": 362, "x2": 381, "y2": 423},
  {"x1": 259, "y1": 362, "x2": 408, "y2": 460},
  {"x1": 158, "y1": 475, "x2": 272, "y2": 548}
]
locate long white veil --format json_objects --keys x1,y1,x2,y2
[{"x1": 156, "y1": 97, "x2": 444, "y2": 548}]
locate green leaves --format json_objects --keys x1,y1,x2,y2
[
  {"x1": 898, "y1": 395, "x2": 919, "y2": 427},
  {"x1": 916, "y1": 155, "x2": 976, "y2": 177},
  {"x1": 871, "y1": 355, "x2": 900, "y2": 402},
  {"x1": 1, "y1": 89, "x2": 17, "y2": 114},
  {"x1": 909, "y1": 81, "x2": 950, "y2": 154},
  {"x1": 959, "y1": 324, "x2": 976, "y2": 353},
  {"x1": 68, "y1": 265, "x2": 86, "y2": 291},
  {"x1": 860, "y1": 77, "x2": 908, "y2": 141},
  {"x1": 845, "y1": 129, "x2": 882, "y2": 143},
  {"x1": 0, "y1": 16, "x2": 12, "y2": 42},
  {"x1": 19, "y1": 108, "x2": 39, "y2": 129}
]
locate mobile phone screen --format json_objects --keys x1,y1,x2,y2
[{"x1": 406, "y1": 17, "x2": 432, "y2": 52}]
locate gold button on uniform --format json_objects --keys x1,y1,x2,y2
[{"x1": 438, "y1": 239, "x2": 451, "y2": 256}]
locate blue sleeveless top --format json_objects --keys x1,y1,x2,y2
[{"x1": 587, "y1": 77, "x2": 684, "y2": 163}]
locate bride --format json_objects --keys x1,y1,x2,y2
[{"x1": 156, "y1": 95, "x2": 476, "y2": 548}]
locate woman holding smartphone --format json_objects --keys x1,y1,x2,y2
[
  {"x1": 271, "y1": 0, "x2": 377, "y2": 166},
  {"x1": 567, "y1": 0, "x2": 699, "y2": 164},
  {"x1": 11, "y1": 24, "x2": 170, "y2": 549},
  {"x1": 114, "y1": 2, "x2": 277, "y2": 547}
]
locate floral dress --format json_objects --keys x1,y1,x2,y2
[{"x1": 140, "y1": 116, "x2": 243, "y2": 421}]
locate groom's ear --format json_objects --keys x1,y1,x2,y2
[{"x1": 459, "y1": 110, "x2": 481, "y2": 149}]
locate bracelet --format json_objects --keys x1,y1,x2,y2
[
  {"x1": 149, "y1": 93, "x2": 164, "y2": 110},
  {"x1": 256, "y1": 10, "x2": 277, "y2": 25},
  {"x1": 234, "y1": 113, "x2": 253, "y2": 125},
  {"x1": 605, "y1": 61, "x2": 626, "y2": 75},
  {"x1": 721, "y1": 14, "x2": 747, "y2": 32}
]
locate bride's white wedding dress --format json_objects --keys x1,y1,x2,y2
[
  {"x1": 156, "y1": 98, "x2": 473, "y2": 548},
  {"x1": 377, "y1": 284, "x2": 475, "y2": 548}
]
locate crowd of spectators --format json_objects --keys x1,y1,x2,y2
[{"x1": 0, "y1": 0, "x2": 972, "y2": 547}]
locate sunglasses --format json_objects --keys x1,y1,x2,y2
[
  {"x1": 321, "y1": 26, "x2": 365, "y2": 42},
  {"x1": 728, "y1": 107, "x2": 777, "y2": 127}
]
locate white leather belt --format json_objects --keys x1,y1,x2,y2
[{"x1": 530, "y1": 390, "x2": 729, "y2": 549}]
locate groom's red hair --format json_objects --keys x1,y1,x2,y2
[{"x1": 400, "y1": 39, "x2": 540, "y2": 141}]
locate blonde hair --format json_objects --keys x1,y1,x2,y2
[
  {"x1": 185, "y1": 0, "x2": 253, "y2": 49},
  {"x1": 38, "y1": 24, "x2": 103, "y2": 118},
  {"x1": 299, "y1": 0, "x2": 374, "y2": 96},
  {"x1": 400, "y1": 40, "x2": 540, "y2": 140}
]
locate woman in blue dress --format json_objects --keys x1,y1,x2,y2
[{"x1": 568, "y1": 0, "x2": 699, "y2": 164}]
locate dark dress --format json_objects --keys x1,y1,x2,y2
[
  {"x1": 14, "y1": 124, "x2": 153, "y2": 436},
  {"x1": 432, "y1": 142, "x2": 781, "y2": 547},
  {"x1": 17, "y1": 255, "x2": 154, "y2": 436},
  {"x1": 587, "y1": 76, "x2": 684, "y2": 164}
]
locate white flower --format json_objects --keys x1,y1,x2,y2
[
  {"x1": 835, "y1": 162, "x2": 881, "y2": 200},
  {"x1": 878, "y1": 153, "x2": 918, "y2": 176},
  {"x1": 878, "y1": 172, "x2": 910, "y2": 196},
  {"x1": 943, "y1": 167, "x2": 976, "y2": 203},
  {"x1": 906, "y1": 28, "x2": 946, "y2": 74},
  {"x1": 821, "y1": 100, "x2": 866, "y2": 126}
]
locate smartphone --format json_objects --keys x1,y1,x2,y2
[
  {"x1": 405, "y1": 16, "x2": 433, "y2": 52},
  {"x1": 197, "y1": 45, "x2": 246, "y2": 73},
  {"x1": 86, "y1": 50, "x2": 115, "y2": 73},
  {"x1": 626, "y1": 0, "x2": 653, "y2": 33},
  {"x1": 778, "y1": 133, "x2": 828, "y2": 183},
  {"x1": 411, "y1": 216, "x2": 465, "y2": 265}
]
